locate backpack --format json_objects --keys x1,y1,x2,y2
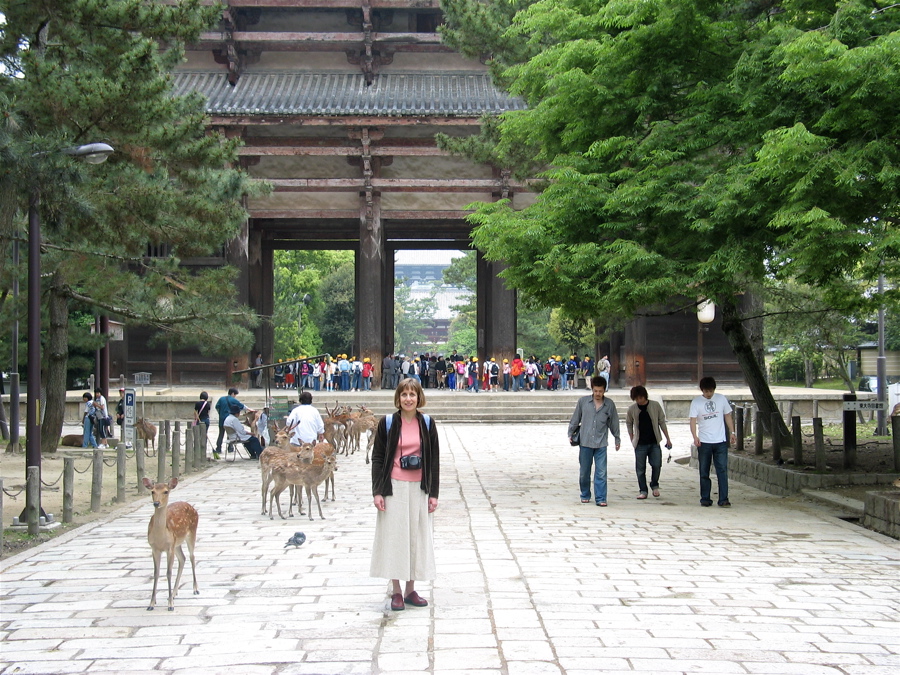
[
  {"x1": 491, "y1": 363, "x2": 499, "y2": 375},
  {"x1": 385, "y1": 413, "x2": 431, "y2": 433}
]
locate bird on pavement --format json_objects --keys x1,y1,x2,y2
[{"x1": 284, "y1": 532, "x2": 306, "y2": 548}]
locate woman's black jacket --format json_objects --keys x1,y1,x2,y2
[{"x1": 370, "y1": 411, "x2": 440, "y2": 499}]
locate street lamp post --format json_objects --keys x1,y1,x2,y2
[
  {"x1": 697, "y1": 299, "x2": 716, "y2": 383},
  {"x1": 22, "y1": 143, "x2": 114, "y2": 532}
]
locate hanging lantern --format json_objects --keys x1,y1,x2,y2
[{"x1": 697, "y1": 299, "x2": 716, "y2": 324}]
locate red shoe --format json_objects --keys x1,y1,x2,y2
[
  {"x1": 404, "y1": 591, "x2": 428, "y2": 607},
  {"x1": 390, "y1": 593, "x2": 405, "y2": 611}
]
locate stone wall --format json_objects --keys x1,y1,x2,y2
[{"x1": 863, "y1": 491, "x2": 900, "y2": 540}]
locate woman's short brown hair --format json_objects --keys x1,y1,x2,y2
[{"x1": 394, "y1": 377, "x2": 426, "y2": 409}]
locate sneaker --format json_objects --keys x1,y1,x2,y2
[
  {"x1": 718, "y1": 500, "x2": 732, "y2": 508},
  {"x1": 213, "y1": 452, "x2": 221, "y2": 460},
  {"x1": 701, "y1": 500, "x2": 713, "y2": 507}
]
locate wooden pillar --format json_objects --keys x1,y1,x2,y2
[
  {"x1": 381, "y1": 246, "x2": 395, "y2": 367},
  {"x1": 475, "y1": 252, "x2": 516, "y2": 361},
  {"x1": 357, "y1": 194, "x2": 384, "y2": 371},
  {"x1": 624, "y1": 317, "x2": 646, "y2": 388}
]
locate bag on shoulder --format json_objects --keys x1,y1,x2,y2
[{"x1": 570, "y1": 427, "x2": 581, "y2": 446}]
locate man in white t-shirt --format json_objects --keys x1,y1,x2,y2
[
  {"x1": 689, "y1": 377, "x2": 735, "y2": 508},
  {"x1": 285, "y1": 391, "x2": 325, "y2": 446}
]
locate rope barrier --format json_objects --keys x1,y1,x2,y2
[
  {"x1": 73, "y1": 459, "x2": 94, "y2": 474},
  {"x1": 2, "y1": 486, "x2": 24, "y2": 498},
  {"x1": 40, "y1": 470, "x2": 64, "y2": 487}
]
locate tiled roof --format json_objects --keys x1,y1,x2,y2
[{"x1": 171, "y1": 71, "x2": 525, "y2": 117}]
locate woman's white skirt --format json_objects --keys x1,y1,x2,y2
[{"x1": 370, "y1": 479, "x2": 435, "y2": 581}]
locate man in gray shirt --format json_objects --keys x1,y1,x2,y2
[{"x1": 568, "y1": 376, "x2": 621, "y2": 506}]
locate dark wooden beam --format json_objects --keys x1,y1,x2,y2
[
  {"x1": 265, "y1": 178, "x2": 525, "y2": 192},
  {"x1": 211, "y1": 115, "x2": 483, "y2": 126}
]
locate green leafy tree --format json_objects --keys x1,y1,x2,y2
[
  {"x1": 439, "y1": 0, "x2": 900, "y2": 445},
  {"x1": 441, "y1": 251, "x2": 476, "y2": 346},
  {"x1": 272, "y1": 250, "x2": 354, "y2": 359},
  {"x1": 766, "y1": 281, "x2": 870, "y2": 389},
  {"x1": 547, "y1": 308, "x2": 592, "y2": 357},
  {"x1": 318, "y1": 262, "x2": 355, "y2": 355},
  {"x1": 0, "y1": 0, "x2": 265, "y2": 455}
]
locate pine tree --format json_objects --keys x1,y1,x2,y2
[{"x1": 0, "y1": 0, "x2": 267, "y2": 455}]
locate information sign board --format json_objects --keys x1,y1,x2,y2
[
  {"x1": 124, "y1": 388, "x2": 137, "y2": 444},
  {"x1": 842, "y1": 400, "x2": 886, "y2": 411}
]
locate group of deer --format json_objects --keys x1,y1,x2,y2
[
  {"x1": 323, "y1": 403, "x2": 378, "y2": 463},
  {"x1": 260, "y1": 423, "x2": 339, "y2": 521}
]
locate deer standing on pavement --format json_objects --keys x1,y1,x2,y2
[
  {"x1": 269, "y1": 454, "x2": 338, "y2": 521},
  {"x1": 142, "y1": 477, "x2": 199, "y2": 611}
]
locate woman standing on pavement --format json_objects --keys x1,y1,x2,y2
[{"x1": 370, "y1": 377, "x2": 440, "y2": 611}]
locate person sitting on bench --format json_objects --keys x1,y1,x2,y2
[{"x1": 223, "y1": 404, "x2": 263, "y2": 459}]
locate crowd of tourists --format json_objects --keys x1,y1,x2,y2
[
  {"x1": 379, "y1": 351, "x2": 612, "y2": 393},
  {"x1": 260, "y1": 351, "x2": 612, "y2": 393},
  {"x1": 266, "y1": 355, "x2": 376, "y2": 392}
]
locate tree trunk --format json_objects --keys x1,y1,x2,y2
[
  {"x1": 41, "y1": 278, "x2": 70, "y2": 456},
  {"x1": 719, "y1": 295, "x2": 792, "y2": 447},
  {"x1": 804, "y1": 359, "x2": 814, "y2": 388}
]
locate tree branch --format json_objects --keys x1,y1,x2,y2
[{"x1": 60, "y1": 286, "x2": 252, "y2": 325}]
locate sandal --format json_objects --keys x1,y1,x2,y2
[
  {"x1": 597, "y1": 502, "x2": 607, "y2": 507},
  {"x1": 652, "y1": 489, "x2": 660, "y2": 497},
  {"x1": 581, "y1": 498, "x2": 591, "y2": 503},
  {"x1": 637, "y1": 493, "x2": 648, "y2": 500}
]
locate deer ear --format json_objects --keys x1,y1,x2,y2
[
  {"x1": 168, "y1": 477, "x2": 179, "y2": 490},
  {"x1": 142, "y1": 477, "x2": 153, "y2": 489}
]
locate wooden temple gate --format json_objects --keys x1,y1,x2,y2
[{"x1": 114, "y1": 0, "x2": 743, "y2": 388}]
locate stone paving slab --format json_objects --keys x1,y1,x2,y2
[{"x1": 2, "y1": 423, "x2": 899, "y2": 674}]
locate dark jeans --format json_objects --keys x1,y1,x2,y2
[
  {"x1": 578, "y1": 446, "x2": 608, "y2": 503},
  {"x1": 634, "y1": 443, "x2": 662, "y2": 494},
  {"x1": 698, "y1": 441, "x2": 729, "y2": 505},
  {"x1": 243, "y1": 436, "x2": 263, "y2": 459},
  {"x1": 216, "y1": 420, "x2": 226, "y2": 453}
]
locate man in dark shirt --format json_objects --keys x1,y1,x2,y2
[{"x1": 625, "y1": 386, "x2": 673, "y2": 499}]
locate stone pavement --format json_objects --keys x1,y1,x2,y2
[{"x1": 2, "y1": 422, "x2": 899, "y2": 675}]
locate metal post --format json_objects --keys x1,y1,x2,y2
[
  {"x1": 791, "y1": 416, "x2": 803, "y2": 466},
  {"x1": 63, "y1": 458, "x2": 74, "y2": 523},
  {"x1": 91, "y1": 447, "x2": 103, "y2": 512},
  {"x1": 813, "y1": 418, "x2": 826, "y2": 472},
  {"x1": 116, "y1": 442, "x2": 126, "y2": 503},
  {"x1": 843, "y1": 393, "x2": 857, "y2": 469},
  {"x1": 26, "y1": 191, "x2": 42, "y2": 515},
  {"x1": 876, "y1": 273, "x2": 888, "y2": 435},
  {"x1": 892, "y1": 415, "x2": 900, "y2": 472}
]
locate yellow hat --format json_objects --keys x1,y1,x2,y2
[
  {"x1": 473, "y1": 357, "x2": 479, "y2": 362},
  {"x1": 503, "y1": 358, "x2": 509, "y2": 363},
  {"x1": 491, "y1": 357, "x2": 496, "y2": 362}
]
